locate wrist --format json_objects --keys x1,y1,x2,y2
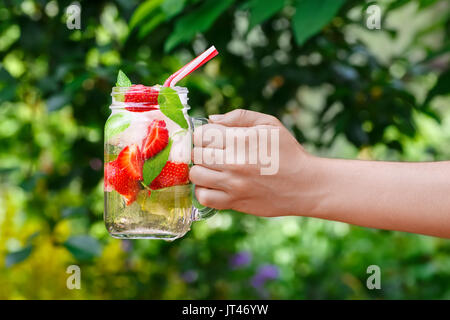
[{"x1": 293, "y1": 155, "x2": 336, "y2": 219}]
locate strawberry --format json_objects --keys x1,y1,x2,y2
[
  {"x1": 150, "y1": 161, "x2": 189, "y2": 190},
  {"x1": 104, "y1": 144, "x2": 144, "y2": 205},
  {"x1": 104, "y1": 161, "x2": 115, "y2": 192},
  {"x1": 104, "y1": 160, "x2": 141, "y2": 205},
  {"x1": 116, "y1": 144, "x2": 143, "y2": 180},
  {"x1": 125, "y1": 84, "x2": 159, "y2": 112},
  {"x1": 141, "y1": 120, "x2": 169, "y2": 160}
]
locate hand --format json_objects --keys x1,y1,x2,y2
[
  {"x1": 190, "y1": 109, "x2": 450, "y2": 238},
  {"x1": 190, "y1": 109, "x2": 319, "y2": 217}
]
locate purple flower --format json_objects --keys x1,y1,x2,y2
[
  {"x1": 121, "y1": 239, "x2": 133, "y2": 252},
  {"x1": 181, "y1": 270, "x2": 198, "y2": 283},
  {"x1": 250, "y1": 264, "x2": 279, "y2": 289},
  {"x1": 258, "y1": 265, "x2": 279, "y2": 280},
  {"x1": 229, "y1": 251, "x2": 252, "y2": 269}
]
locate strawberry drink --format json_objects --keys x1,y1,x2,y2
[
  {"x1": 104, "y1": 47, "x2": 219, "y2": 240},
  {"x1": 105, "y1": 81, "x2": 193, "y2": 239}
]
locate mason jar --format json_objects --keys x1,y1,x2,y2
[{"x1": 104, "y1": 84, "x2": 216, "y2": 240}]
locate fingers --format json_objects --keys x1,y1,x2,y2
[
  {"x1": 194, "y1": 115, "x2": 280, "y2": 149},
  {"x1": 195, "y1": 186, "x2": 232, "y2": 210},
  {"x1": 192, "y1": 147, "x2": 228, "y2": 171},
  {"x1": 209, "y1": 109, "x2": 280, "y2": 127},
  {"x1": 189, "y1": 165, "x2": 228, "y2": 190},
  {"x1": 193, "y1": 123, "x2": 226, "y2": 148}
]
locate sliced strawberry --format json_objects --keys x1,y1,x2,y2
[
  {"x1": 141, "y1": 120, "x2": 169, "y2": 160},
  {"x1": 116, "y1": 144, "x2": 143, "y2": 180},
  {"x1": 125, "y1": 84, "x2": 159, "y2": 104},
  {"x1": 150, "y1": 161, "x2": 189, "y2": 190},
  {"x1": 104, "y1": 161, "x2": 115, "y2": 192},
  {"x1": 104, "y1": 160, "x2": 141, "y2": 205},
  {"x1": 125, "y1": 105, "x2": 158, "y2": 112},
  {"x1": 125, "y1": 84, "x2": 159, "y2": 112},
  {"x1": 104, "y1": 145, "x2": 145, "y2": 205}
]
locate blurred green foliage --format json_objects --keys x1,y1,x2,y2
[{"x1": 0, "y1": 0, "x2": 449, "y2": 299}]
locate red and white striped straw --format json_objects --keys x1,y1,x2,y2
[{"x1": 163, "y1": 46, "x2": 219, "y2": 87}]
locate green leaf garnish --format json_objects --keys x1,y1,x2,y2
[
  {"x1": 158, "y1": 87, "x2": 189, "y2": 129},
  {"x1": 116, "y1": 70, "x2": 132, "y2": 87},
  {"x1": 114, "y1": 70, "x2": 132, "y2": 102},
  {"x1": 143, "y1": 138, "x2": 173, "y2": 186},
  {"x1": 105, "y1": 112, "x2": 131, "y2": 140}
]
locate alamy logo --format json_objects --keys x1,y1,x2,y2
[
  {"x1": 66, "y1": 2, "x2": 81, "y2": 30},
  {"x1": 366, "y1": 265, "x2": 381, "y2": 290},
  {"x1": 366, "y1": 4, "x2": 381, "y2": 30},
  {"x1": 194, "y1": 126, "x2": 280, "y2": 175},
  {"x1": 66, "y1": 265, "x2": 81, "y2": 290}
]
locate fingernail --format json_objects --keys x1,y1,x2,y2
[{"x1": 209, "y1": 114, "x2": 223, "y2": 121}]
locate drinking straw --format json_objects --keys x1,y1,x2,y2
[{"x1": 163, "y1": 46, "x2": 219, "y2": 87}]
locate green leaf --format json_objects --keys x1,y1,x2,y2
[
  {"x1": 143, "y1": 138, "x2": 173, "y2": 185},
  {"x1": 116, "y1": 70, "x2": 132, "y2": 87},
  {"x1": 20, "y1": 172, "x2": 46, "y2": 191},
  {"x1": 292, "y1": 0, "x2": 346, "y2": 46},
  {"x1": 385, "y1": 0, "x2": 409, "y2": 11},
  {"x1": 131, "y1": 0, "x2": 186, "y2": 38},
  {"x1": 0, "y1": 166, "x2": 19, "y2": 178},
  {"x1": 0, "y1": 83, "x2": 16, "y2": 103},
  {"x1": 423, "y1": 70, "x2": 450, "y2": 107},
  {"x1": 138, "y1": 12, "x2": 167, "y2": 38},
  {"x1": 248, "y1": 0, "x2": 286, "y2": 28},
  {"x1": 165, "y1": 0, "x2": 235, "y2": 52},
  {"x1": 105, "y1": 112, "x2": 131, "y2": 140},
  {"x1": 46, "y1": 93, "x2": 70, "y2": 111},
  {"x1": 5, "y1": 245, "x2": 33, "y2": 267},
  {"x1": 129, "y1": 0, "x2": 165, "y2": 30},
  {"x1": 418, "y1": 0, "x2": 439, "y2": 9},
  {"x1": 62, "y1": 206, "x2": 89, "y2": 219},
  {"x1": 26, "y1": 232, "x2": 40, "y2": 244},
  {"x1": 158, "y1": 87, "x2": 189, "y2": 129},
  {"x1": 64, "y1": 235, "x2": 102, "y2": 261},
  {"x1": 161, "y1": 0, "x2": 186, "y2": 17}
]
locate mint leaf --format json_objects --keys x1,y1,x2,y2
[
  {"x1": 114, "y1": 70, "x2": 132, "y2": 102},
  {"x1": 105, "y1": 112, "x2": 131, "y2": 140},
  {"x1": 158, "y1": 87, "x2": 189, "y2": 129},
  {"x1": 116, "y1": 70, "x2": 132, "y2": 87},
  {"x1": 143, "y1": 138, "x2": 173, "y2": 186}
]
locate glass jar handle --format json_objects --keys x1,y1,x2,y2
[{"x1": 191, "y1": 117, "x2": 218, "y2": 221}]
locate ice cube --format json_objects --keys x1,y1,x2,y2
[
  {"x1": 108, "y1": 110, "x2": 191, "y2": 164},
  {"x1": 169, "y1": 130, "x2": 191, "y2": 163}
]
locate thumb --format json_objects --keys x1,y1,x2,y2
[{"x1": 209, "y1": 109, "x2": 280, "y2": 127}]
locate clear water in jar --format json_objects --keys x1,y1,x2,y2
[{"x1": 104, "y1": 106, "x2": 193, "y2": 240}]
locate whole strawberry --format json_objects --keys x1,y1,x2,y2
[
  {"x1": 125, "y1": 84, "x2": 159, "y2": 112},
  {"x1": 150, "y1": 161, "x2": 189, "y2": 190}
]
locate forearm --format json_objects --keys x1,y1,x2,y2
[
  {"x1": 305, "y1": 157, "x2": 450, "y2": 238},
  {"x1": 194, "y1": 110, "x2": 450, "y2": 238}
]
